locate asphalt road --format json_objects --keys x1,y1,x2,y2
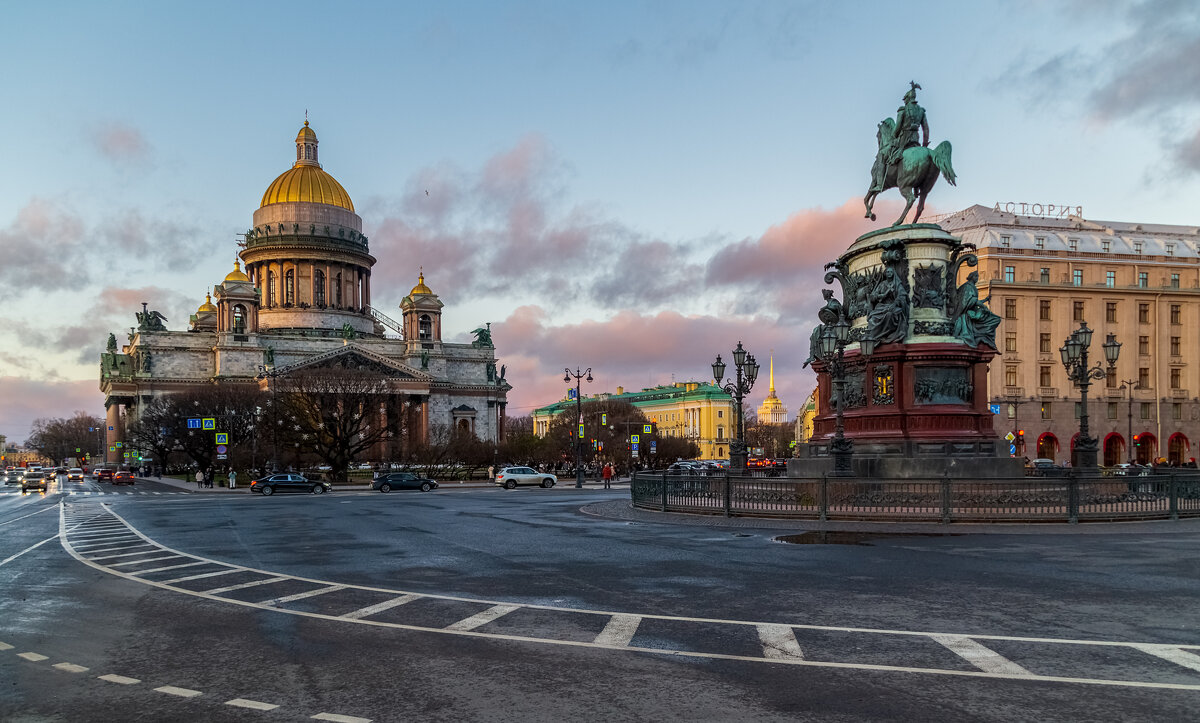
[{"x1": 2, "y1": 479, "x2": 1199, "y2": 721}]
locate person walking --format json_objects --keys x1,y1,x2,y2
[
  {"x1": 195, "y1": 469, "x2": 203, "y2": 489},
  {"x1": 228, "y1": 468, "x2": 237, "y2": 490},
  {"x1": 602, "y1": 463, "x2": 613, "y2": 489},
  {"x1": 488, "y1": 465, "x2": 495, "y2": 483}
]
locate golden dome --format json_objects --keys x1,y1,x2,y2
[
  {"x1": 197, "y1": 293, "x2": 217, "y2": 314},
  {"x1": 410, "y1": 272, "x2": 433, "y2": 296},
  {"x1": 224, "y1": 260, "x2": 250, "y2": 283},
  {"x1": 295, "y1": 120, "x2": 316, "y2": 141},
  {"x1": 260, "y1": 164, "x2": 355, "y2": 211}
]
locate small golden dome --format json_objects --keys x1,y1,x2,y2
[
  {"x1": 224, "y1": 260, "x2": 250, "y2": 283},
  {"x1": 410, "y1": 272, "x2": 433, "y2": 296},
  {"x1": 260, "y1": 164, "x2": 355, "y2": 211},
  {"x1": 197, "y1": 293, "x2": 217, "y2": 313},
  {"x1": 295, "y1": 120, "x2": 316, "y2": 142}
]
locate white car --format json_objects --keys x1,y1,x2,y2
[
  {"x1": 494, "y1": 466, "x2": 556, "y2": 489},
  {"x1": 67, "y1": 468, "x2": 85, "y2": 481}
]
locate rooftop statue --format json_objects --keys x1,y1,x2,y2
[
  {"x1": 863, "y1": 82, "x2": 957, "y2": 226},
  {"x1": 471, "y1": 323, "x2": 494, "y2": 348},
  {"x1": 136, "y1": 302, "x2": 168, "y2": 332}
]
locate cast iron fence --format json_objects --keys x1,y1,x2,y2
[{"x1": 630, "y1": 471, "x2": 1200, "y2": 523}]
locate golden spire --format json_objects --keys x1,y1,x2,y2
[
  {"x1": 769, "y1": 351, "x2": 776, "y2": 393},
  {"x1": 410, "y1": 268, "x2": 433, "y2": 296}
]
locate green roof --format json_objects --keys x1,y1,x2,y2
[{"x1": 533, "y1": 382, "x2": 732, "y2": 416}]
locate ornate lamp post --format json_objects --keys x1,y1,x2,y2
[
  {"x1": 564, "y1": 367, "x2": 592, "y2": 488},
  {"x1": 1058, "y1": 324, "x2": 1121, "y2": 469},
  {"x1": 1118, "y1": 377, "x2": 1139, "y2": 465},
  {"x1": 817, "y1": 318, "x2": 861, "y2": 476},
  {"x1": 712, "y1": 342, "x2": 759, "y2": 471}
]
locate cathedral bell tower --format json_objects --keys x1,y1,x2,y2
[{"x1": 400, "y1": 271, "x2": 443, "y2": 350}]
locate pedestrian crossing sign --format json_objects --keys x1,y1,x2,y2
[
  {"x1": 202, "y1": 418, "x2": 216, "y2": 430},
  {"x1": 643, "y1": 424, "x2": 652, "y2": 434},
  {"x1": 215, "y1": 433, "x2": 229, "y2": 445},
  {"x1": 631, "y1": 434, "x2": 639, "y2": 443}
]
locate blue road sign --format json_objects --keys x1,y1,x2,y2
[
  {"x1": 643, "y1": 424, "x2": 652, "y2": 434},
  {"x1": 202, "y1": 418, "x2": 216, "y2": 430},
  {"x1": 187, "y1": 418, "x2": 202, "y2": 429},
  {"x1": 990, "y1": 404, "x2": 1002, "y2": 415},
  {"x1": 632, "y1": 443, "x2": 639, "y2": 451},
  {"x1": 630, "y1": 434, "x2": 639, "y2": 444},
  {"x1": 1009, "y1": 444, "x2": 1017, "y2": 455},
  {"x1": 567, "y1": 389, "x2": 577, "y2": 400},
  {"x1": 215, "y1": 433, "x2": 229, "y2": 445}
]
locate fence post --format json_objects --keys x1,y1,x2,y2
[
  {"x1": 941, "y1": 474, "x2": 952, "y2": 524},
  {"x1": 1067, "y1": 474, "x2": 1079, "y2": 524},
  {"x1": 1169, "y1": 473, "x2": 1179, "y2": 521},
  {"x1": 724, "y1": 471, "x2": 732, "y2": 518},
  {"x1": 819, "y1": 473, "x2": 828, "y2": 522},
  {"x1": 660, "y1": 472, "x2": 667, "y2": 512}
]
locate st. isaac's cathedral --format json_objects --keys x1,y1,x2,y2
[{"x1": 99, "y1": 122, "x2": 510, "y2": 464}]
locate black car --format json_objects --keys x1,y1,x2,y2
[
  {"x1": 372, "y1": 472, "x2": 438, "y2": 493},
  {"x1": 250, "y1": 473, "x2": 332, "y2": 496},
  {"x1": 21, "y1": 475, "x2": 48, "y2": 492}
]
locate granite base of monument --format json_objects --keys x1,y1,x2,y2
[{"x1": 788, "y1": 440, "x2": 1025, "y2": 479}]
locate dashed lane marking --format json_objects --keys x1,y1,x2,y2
[
  {"x1": 97, "y1": 673, "x2": 140, "y2": 685},
  {"x1": 17, "y1": 652, "x2": 48, "y2": 662},
  {"x1": 226, "y1": 698, "x2": 279, "y2": 711},
  {"x1": 0, "y1": 642, "x2": 13, "y2": 651},
  {"x1": 0, "y1": 505, "x2": 59, "y2": 527},
  {"x1": 58, "y1": 501, "x2": 1200, "y2": 692},
  {"x1": 53, "y1": 663, "x2": 89, "y2": 673},
  {"x1": 1, "y1": 533, "x2": 63, "y2": 568},
  {"x1": 155, "y1": 685, "x2": 203, "y2": 698},
  {"x1": 312, "y1": 713, "x2": 373, "y2": 723}
]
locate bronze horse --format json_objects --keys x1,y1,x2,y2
[{"x1": 864, "y1": 118, "x2": 957, "y2": 226}]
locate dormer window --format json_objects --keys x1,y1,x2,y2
[
  {"x1": 1069, "y1": 238, "x2": 1079, "y2": 252},
  {"x1": 1134, "y1": 241, "x2": 1143, "y2": 254},
  {"x1": 1000, "y1": 235, "x2": 1011, "y2": 248},
  {"x1": 1166, "y1": 243, "x2": 1175, "y2": 256},
  {"x1": 1102, "y1": 240, "x2": 1111, "y2": 253},
  {"x1": 1035, "y1": 236, "x2": 1046, "y2": 249}
]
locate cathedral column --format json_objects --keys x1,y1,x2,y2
[
  {"x1": 364, "y1": 271, "x2": 371, "y2": 309},
  {"x1": 105, "y1": 403, "x2": 122, "y2": 465},
  {"x1": 499, "y1": 402, "x2": 507, "y2": 442},
  {"x1": 419, "y1": 397, "x2": 429, "y2": 445}
]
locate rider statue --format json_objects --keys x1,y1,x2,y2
[
  {"x1": 888, "y1": 82, "x2": 929, "y2": 167},
  {"x1": 864, "y1": 81, "x2": 955, "y2": 226}
]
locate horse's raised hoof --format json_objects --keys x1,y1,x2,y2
[{"x1": 870, "y1": 213, "x2": 876, "y2": 221}]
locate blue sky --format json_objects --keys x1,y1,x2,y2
[{"x1": 2, "y1": 0, "x2": 1198, "y2": 443}]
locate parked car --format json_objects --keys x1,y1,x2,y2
[
  {"x1": 665, "y1": 462, "x2": 702, "y2": 474},
  {"x1": 372, "y1": 471, "x2": 438, "y2": 493},
  {"x1": 95, "y1": 468, "x2": 114, "y2": 482},
  {"x1": 251, "y1": 473, "x2": 331, "y2": 496},
  {"x1": 111, "y1": 470, "x2": 135, "y2": 485},
  {"x1": 1028, "y1": 458, "x2": 1065, "y2": 477},
  {"x1": 21, "y1": 475, "x2": 47, "y2": 492},
  {"x1": 494, "y1": 466, "x2": 557, "y2": 489},
  {"x1": 67, "y1": 468, "x2": 84, "y2": 481}
]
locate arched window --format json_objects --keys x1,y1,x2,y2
[
  {"x1": 1036, "y1": 433, "x2": 1059, "y2": 461},
  {"x1": 1135, "y1": 432, "x2": 1158, "y2": 465},
  {"x1": 1168, "y1": 433, "x2": 1188, "y2": 466},
  {"x1": 285, "y1": 270, "x2": 294, "y2": 306},
  {"x1": 314, "y1": 270, "x2": 325, "y2": 307},
  {"x1": 267, "y1": 272, "x2": 276, "y2": 307},
  {"x1": 296, "y1": 146, "x2": 302, "y2": 162},
  {"x1": 334, "y1": 273, "x2": 342, "y2": 307},
  {"x1": 419, "y1": 314, "x2": 432, "y2": 340},
  {"x1": 232, "y1": 305, "x2": 246, "y2": 334},
  {"x1": 1103, "y1": 432, "x2": 1125, "y2": 467},
  {"x1": 457, "y1": 419, "x2": 470, "y2": 434}
]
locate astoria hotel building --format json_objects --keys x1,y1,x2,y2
[{"x1": 941, "y1": 205, "x2": 1200, "y2": 466}]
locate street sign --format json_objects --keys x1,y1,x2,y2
[
  {"x1": 632, "y1": 443, "x2": 639, "y2": 451},
  {"x1": 601, "y1": 413, "x2": 607, "y2": 425},
  {"x1": 1009, "y1": 444, "x2": 1017, "y2": 456},
  {"x1": 187, "y1": 418, "x2": 202, "y2": 429},
  {"x1": 215, "y1": 433, "x2": 229, "y2": 445},
  {"x1": 643, "y1": 424, "x2": 652, "y2": 434},
  {"x1": 216, "y1": 444, "x2": 227, "y2": 454},
  {"x1": 108, "y1": 426, "x2": 114, "y2": 431},
  {"x1": 577, "y1": 424, "x2": 584, "y2": 437},
  {"x1": 630, "y1": 434, "x2": 639, "y2": 443},
  {"x1": 650, "y1": 441, "x2": 656, "y2": 454},
  {"x1": 1004, "y1": 432, "x2": 1015, "y2": 442},
  {"x1": 202, "y1": 418, "x2": 216, "y2": 430},
  {"x1": 567, "y1": 389, "x2": 577, "y2": 400},
  {"x1": 216, "y1": 454, "x2": 227, "y2": 460},
  {"x1": 990, "y1": 404, "x2": 1002, "y2": 415},
  {"x1": 632, "y1": 450, "x2": 639, "y2": 458},
  {"x1": 115, "y1": 442, "x2": 122, "y2": 448}
]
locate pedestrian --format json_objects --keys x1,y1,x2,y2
[
  {"x1": 195, "y1": 469, "x2": 203, "y2": 488},
  {"x1": 488, "y1": 465, "x2": 495, "y2": 483},
  {"x1": 228, "y1": 468, "x2": 237, "y2": 490},
  {"x1": 602, "y1": 462, "x2": 613, "y2": 489}
]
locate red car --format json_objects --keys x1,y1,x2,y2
[
  {"x1": 95, "y1": 468, "x2": 114, "y2": 482},
  {"x1": 111, "y1": 471, "x2": 134, "y2": 486}
]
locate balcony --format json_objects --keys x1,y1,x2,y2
[
  {"x1": 1171, "y1": 389, "x2": 1189, "y2": 399},
  {"x1": 1038, "y1": 387, "x2": 1058, "y2": 398}
]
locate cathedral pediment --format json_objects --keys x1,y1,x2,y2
[{"x1": 274, "y1": 343, "x2": 432, "y2": 380}]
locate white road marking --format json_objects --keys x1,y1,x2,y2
[
  {"x1": 73, "y1": 543, "x2": 153, "y2": 554},
  {"x1": 446, "y1": 604, "x2": 519, "y2": 631},
  {"x1": 202, "y1": 576, "x2": 290, "y2": 595},
  {"x1": 71, "y1": 537, "x2": 142, "y2": 549},
  {"x1": 17, "y1": 652, "x2": 48, "y2": 662},
  {"x1": 1133, "y1": 644, "x2": 1200, "y2": 673},
  {"x1": 161, "y1": 568, "x2": 243, "y2": 584},
  {"x1": 130, "y1": 560, "x2": 210, "y2": 576},
  {"x1": 594, "y1": 614, "x2": 641, "y2": 647},
  {"x1": 0, "y1": 505, "x2": 58, "y2": 527},
  {"x1": 226, "y1": 698, "x2": 279, "y2": 711},
  {"x1": 0, "y1": 642, "x2": 13, "y2": 650},
  {"x1": 312, "y1": 713, "x2": 373, "y2": 723},
  {"x1": 341, "y1": 594, "x2": 421, "y2": 620},
  {"x1": 88, "y1": 550, "x2": 172, "y2": 561},
  {"x1": 53, "y1": 663, "x2": 89, "y2": 673},
  {"x1": 97, "y1": 674, "x2": 140, "y2": 684},
  {"x1": 262, "y1": 585, "x2": 346, "y2": 606},
  {"x1": 932, "y1": 634, "x2": 1033, "y2": 676},
  {"x1": 155, "y1": 685, "x2": 202, "y2": 698},
  {"x1": 758, "y1": 624, "x2": 805, "y2": 659},
  {"x1": 109, "y1": 555, "x2": 183, "y2": 568},
  {"x1": 0, "y1": 533, "x2": 61, "y2": 567}
]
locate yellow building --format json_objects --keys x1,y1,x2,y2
[
  {"x1": 756, "y1": 354, "x2": 789, "y2": 423},
  {"x1": 795, "y1": 387, "x2": 818, "y2": 443},
  {"x1": 532, "y1": 381, "x2": 736, "y2": 460},
  {"x1": 943, "y1": 204, "x2": 1200, "y2": 465}
]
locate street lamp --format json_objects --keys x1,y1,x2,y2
[
  {"x1": 1058, "y1": 324, "x2": 1120, "y2": 469},
  {"x1": 816, "y1": 319, "x2": 861, "y2": 476},
  {"x1": 712, "y1": 341, "x2": 760, "y2": 471},
  {"x1": 1119, "y1": 378, "x2": 1139, "y2": 465},
  {"x1": 564, "y1": 367, "x2": 592, "y2": 488}
]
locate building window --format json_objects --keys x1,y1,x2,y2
[
  {"x1": 1039, "y1": 333, "x2": 1051, "y2": 354},
  {"x1": 1106, "y1": 302, "x2": 1117, "y2": 322},
  {"x1": 1040, "y1": 365, "x2": 1052, "y2": 387},
  {"x1": 1134, "y1": 240, "x2": 1143, "y2": 254},
  {"x1": 1073, "y1": 301, "x2": 1084, "y2": 321},
  {"x1": 716, "y1": 426, "x2": 725, "y2": 440},
  {"x1": 313, "y1": 270, "x2": 326, "y2": 307},
  {"x1": 1035, "y1": 236, "x2": 1046, "y2": 249},
  {"x1": 1005, "y1": 335, "x2": 1017, "y2": 353},
  {"x1": 1040, "y1": 267, "x2": 1050, "y2": 283},
  {"x1": 1171, "y1": 304, "x2": 1181, "y2": 324},
  {"x1": 1139, "y1": 336, "x2": 1149, "y2": 355},
  {"x1": 1004, "y1": 266, "x2": 1015, "y2": 283},
  {"x1": 334, "y1": 273, "x2": 343, "y2": 307},
  {"x1": 1005, "y1": 299, "x2": 1017, "y2": 319},
  {"x1": 1007, "y1": 403, "x2": 1017, "y2": 419},
  {"x1": 1171, "y1": 273, "x2": 1180, "y2": 288},
  {"x1": 1000, "y1": 235, "x2": 1012, "y2": 248},
  {"x1": 1172, "y1": 337, "x2": 1181, "y2": 356},
  {"x1": 1005, "y1": 366, "x2": 1017, "y2": 387},
  {"x1": 1106, "y1": 367, "x2": 1117, "y2": 388},
  {"x1": 1069, "y1": 238, "x2": 1079, "y2": 252},
  {"x1": 285, "y1": 269, "x2": 294, "y2": 305},
  {"x1": 717, "y1": 410, "x2": 723, "y2": 418},
  {"x1": 1074, "y1": 402, "x2": 1082, "y2": 419},
  {"x1": 1107, "y1": 402, "x2": 1118, "y2": 419},
  {"x1": 1106, "y1": 270, "x2": 1115, "y2": 287},
  {"x1": 1166, "y1": 243, "x2": 1176, "y2": 256},
  {"x1": 1041, "y1": 402, "x2": 1052, "y2": 420},
  {"x1": 1140, "y1": 402, "x2": 1152, "y2": 420},
  {"x1": 1171, "y1": 369, "x2": 1181, "y2": 389},
  {"x1": 1073, "y1": 269, "x2": 1083, "y2": 286},
  {"x1": 232, "y1": 305, "x2": 246, "y2": 334},
  {"x1": 1039, "y1": 300, "x2": 1051, "y2": 320},
  {"x1": 1138, "y1": 272, "x2": 1148, "y2": 288},
  {"x1": 267, "y1": 271, "x2": 276, "y2": 307},
  {"x1": 1102, "y1": 239, "x2": 1111, "y2": 253},
  {"x1": 1139, "y1": 367, "x2": 1151, "y2": 388},
  {"x1": 1139, "y1": 303, "x2": 1150, "y2": 323},
  {"x1": 418, "y1": 314, "x2": 432, "y2": 339},
  {"x1": 1173, "y1": 403, "x2": 1183, "y2": 420}
]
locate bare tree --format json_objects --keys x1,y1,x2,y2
[{"x1": 26, "y1": 411, "x2": 104, "y2": 465}]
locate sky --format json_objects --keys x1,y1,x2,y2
[{"x1": 2, "y1": 0, "x2": 1198, "y2": 443}]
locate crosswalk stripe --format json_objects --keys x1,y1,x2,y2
[
  {"x1": 931, "y1": 634, "x2": 1033, "y2": 676},
  {"x1": 594, "y1": 614, "x2": 641, "y2": 647},
  {"x1": 88, "y1": 550, "x2": 167, "y2": 561},
  {"x1": 1133, "y1": 644, "x2": 1200, "y2": 673},
  {"x1": 445, "y1": 604, "x2": 519, "y2": 631},
  {"x1": 202, "y1": 576, "x2": 289, "y2": 595},
  {"x1": 162, "y1": 568, "x2": 243, "y2": 584},
  {"x1": 758, "y1": 624, "x2": 805, "y2": 659},
  {"x1": 130, "y1": 561, "x2": 209, "y2": 576},
  {"x1": 341, "y1": 594, "x2": 421, "y2": 620},
  {"x1": 261, "y1": 585, "x2": 346, "y2": 606},
  {"x1": 109, "y1": 555, "x2": 182, "y2": 568}
]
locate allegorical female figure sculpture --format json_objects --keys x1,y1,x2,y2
[
  {"x1": 952, "y1": 271, "x2": 1001, "y2": 350},
  {"x1": 867, "y1": 267, "x2": 909, "y2": 345}
]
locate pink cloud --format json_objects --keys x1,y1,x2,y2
[
  {"x1": 0, "y1": 377, "x2": 103, "y2": 443},
  {"x1": 90, "y1": 122, "x2": 151, "y2": 163}
]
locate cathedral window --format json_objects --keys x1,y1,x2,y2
[
  {"x1": 285, "y1": 270, "x2": 295, "y2": 306},
  {"x1": 232, "y1": 305, "x2": 246, "y2": 334},
  {"x1": 267, "y1": 272, "x2": 276, "y2": 307},
  {"x1": 419, "y1": 314, "x2": 432, "y2": 339},
  {"x1": 314, "y1": 270, "x2": 326, "y2": 307}
]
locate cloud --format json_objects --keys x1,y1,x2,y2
[
  {"x1": 90, "y1": 122, "x2": 151, "y2": 164},
  {"x1": 0, "y1": 377, "x2": 102, "y2": 444}
]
